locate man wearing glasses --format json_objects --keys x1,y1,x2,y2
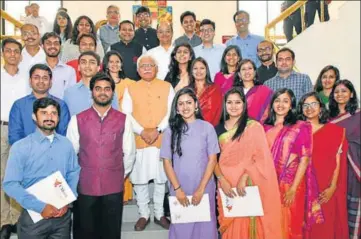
[
  {"x1": 134, "y1": 6, "x2": 160, "y2": 50},
  {"x1": 98, "y1": 5, "x2": 121, "y2": 54},
  {"x1": 226, "y1": 10, "x2": 264, "y2": 67},
  {"x1": 193, "y1": 19, "x2": 225, "y2": 81},
  {"x1": 256, "y1": 40, "x2": 278, "y2": 84},
  {"x1": 122, "y1": 55, "x2": 174, "y2": 231}
]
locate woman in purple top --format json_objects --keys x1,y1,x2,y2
[
  {"x1": 214, "y1": 45, "x2": 242, "y2": 96},
  {"x1": 160, "y1": 87, "x2": 219, "y2": 239}
]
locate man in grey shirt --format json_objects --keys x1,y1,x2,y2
[
  {"x1": 98, "y1": 5, "x2": 121, "y2": 54},
  {"x1": 174, "y1": 11, "x2": 201, "y2": 47}
]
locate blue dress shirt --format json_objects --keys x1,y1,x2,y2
[
  {"x1": 8, "y1": 93, "x2": 70, "y2": 145},
  {"x1": 3, "y1": 129, "x2": 80, "y2": 213},
  {"x1": 226, "y1": 33, "x2": 264, "y2": 67},
  {"x1": 63, "y1": 81, "x2": 119, "y2": 116}
]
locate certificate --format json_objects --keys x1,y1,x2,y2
[
  {"x1": 219, "y1": 186, "x2": 264, "y2": 217},
  {"x1": 26, "y1": 171, "x2": 76, "y2": 223},
  {"x1": 169, "y1": 194, "x2": 211, "y2": 224}
]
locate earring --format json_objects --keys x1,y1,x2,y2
[{"x1": 195, "y1": 108, "x2": 199, "y2": 112}]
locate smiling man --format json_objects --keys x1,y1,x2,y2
[
  {"x1": 174, "y1": 11, "x2": 201, "y2": 47},
  {"x1": 122, "y1": 55, "x2": 175, "y2": 231},
  {"x1": 98, "y1": 5, "x2": 121, "y2": 54},
  {"x1": 226, "y1": 10, "x2": 264, "y2": 67},
  {"x1": 256, "y1": 40, "x2": 277, "y2": 84},
  {"x1": 134, "y1": 6, "x2": 159, "y2": 50}
]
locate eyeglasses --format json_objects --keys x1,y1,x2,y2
[
  {"x1": 235, "y1": 18, "x2": 248, "y2": 23},
  {"x1": 4, "y1": 48, "x2": 21, "y2": 55},
  {"x1": 137, "y1": 13, "x2": 150, "y2": 18},
  {"x1": 139, "y1": 63, "x2": 156, "y2": 68},
  {"x1": 107, "y1": 10, "x2": 119, "y2": 15},
  {"x1": 302, "y1": 102, "x2": 320, "y2": 110},
  {"x1": 200, "y1": 28, "x2": 214, "y2": 34}
]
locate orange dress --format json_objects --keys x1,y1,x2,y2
[
  {"x1": 217, "y1": 120, "x2": 283, "y2": 239},
  {"x1": 115, "y1": 78, "x2": 135, "y2": 202}
]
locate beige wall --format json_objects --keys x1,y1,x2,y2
[{"x1": 63, "y1": 0, "x2": 237, "y2": 44}]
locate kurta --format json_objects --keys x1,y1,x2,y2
[
  {"x1": 160, "y1": 119, "x2": 220, "y2": 239},
  {"x1": 122, "y1": 79, "x2": 175, "y2": 184}
]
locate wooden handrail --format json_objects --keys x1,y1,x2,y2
[
  {"x1": 1, "y1": 9, "x2": 24, "y2": 29},
  {"x1": 265, "y1": 1, "x2": 308, "y2": 40}
]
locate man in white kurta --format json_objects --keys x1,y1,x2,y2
[{"x1": 122, "y1": 55, "x2": 175, "y2": 231}]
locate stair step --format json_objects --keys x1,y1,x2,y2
[{"x1": 123, "y1": 200, "x2": 155, "y2": 223}]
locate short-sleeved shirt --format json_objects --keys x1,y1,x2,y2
[{"x1": 264, "y1": 71, "x2": 313, "y2": 103}]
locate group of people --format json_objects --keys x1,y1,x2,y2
[{"x1": 1, "y1": 4, "x2": 359, "y2": 239}]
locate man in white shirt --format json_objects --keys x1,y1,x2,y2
[
  {"x1": 193, "y1": 19, "x2": 225, "y2": 81},
  {"x1": 24, "y1": 3, "x2": 50, "y2": 36},
  {"x1": 18, "y1": 24, "x2": 46, "y2": 75},
  {"x1": 41, "y1": 32, "x2": 76, "y2": 99},
  {"x1": 0, "y1": 38, "x2": 27, "y2": 239},
  {"x1": 145, "y1": 22, "x2": 174, "y2": 80}
]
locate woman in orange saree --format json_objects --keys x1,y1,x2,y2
[
  {"x1": 298, "y1": 92, "x2": 349, "y2": 239},
  {"x1": 263, "y1": 88, "x2": 324, "y2": 239},
  {"x1": 214, "y1": 87, "x2": 282, "y2": 239}
]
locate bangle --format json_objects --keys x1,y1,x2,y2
[{"x1": 174, "y1": 185, "x2": 181, "y2": 191}]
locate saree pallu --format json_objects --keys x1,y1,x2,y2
[
  {"x1": 214, "y1": 72, "x2": 235, "y2": 96},
  {"x1": 309, "y1": 123, "x2": 349, "y2": 239},
  {"x1": 217, "y1": 120, "x2": 282, "y2": 239},
  {"x1": 198, "y1": 84, "x2": 223, "y2": 126},
  {"x1": 246, "y1": 85, "x2": 273, "y2": 123},
  {"x1": 264, "y1": 121, "x2": 324, "y2": 239},
  {"x1": 330, "y1": 109, "x2": 361, "y2": 239}
]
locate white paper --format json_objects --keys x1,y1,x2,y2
[
  {"x1": 219, "y1": 186, "x2": 264, "y2": 217},
  {"x1": 169, "y1": 194, "x2": 211, "y2": 224},
  {"x1": 26, "y1": 171, "x2": 76, "y2": 223}
]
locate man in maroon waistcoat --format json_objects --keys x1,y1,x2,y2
[{"x1": 67, "y1": 72, "x2": 136, "y2": 239}]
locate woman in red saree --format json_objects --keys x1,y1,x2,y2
[
  {"x1": 263, "y1": 88, "x2": 324, "y2": 239},
  {"x1": 298, "y1": 92, "x2": 348, "y2": 239},
  {"x1": 190, "y1": 57, "x2": 222, "y2": 126},
  {"x1": 214, "y1": 87, "x2": 282, "y2": 239},
  {"x1": 329, "y1": 80, "x2": 361, "y2": 239},
  {"x1": 214, "y1": 45, "x2": 242, "y2": 96},
  {"x1": 233, "y1": 59, "x2": 273, "y2": 123}
]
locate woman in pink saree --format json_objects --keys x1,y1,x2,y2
[
  {"x1": 263, "y1": 88, "x2": 324, "y2": 239},
  {"x1": 233, "y1": 59, "x2": 273, "y2": 123}
]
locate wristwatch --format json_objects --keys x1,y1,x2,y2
[{"x1": 156, "y1": 127, "x2": 162, "y2": 134}]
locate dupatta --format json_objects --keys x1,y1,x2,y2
[
  {"x1": 198, "y1": 84, "x2": 223, "y2": 126},
  {"x1": 246, "y1": 85, "x2": 273, "y2": 123}
]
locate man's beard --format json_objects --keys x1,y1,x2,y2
[
  {"x1": 260, "y1": 54, "x2": 272, "y2": 63},
  {"x1": 93, "y1": 94, "x2": 113, "y2": 107},
  {"x1": 38, "y1": 120, "x2": 57, "y2": 131}
]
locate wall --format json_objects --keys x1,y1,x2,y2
[
  {"x1": 63, "y1": 0, "x2": 237, "y2": 44},
  {"x1": 286, "y1": 1, "x2": 360, "y2": 96}
]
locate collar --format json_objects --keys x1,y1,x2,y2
[
  {"x1": 92, "y1": 105, "x2": 112, "y2": 121},
  {"x1": 106, "y1": 23, "x2": 119, "y2": 30},
  {"x1": 76, "y1": 81, "x2": 87, "y2": 89},
  {"x1": 43, "y1": 59, "x2": 66, "y2": 69},
  {"x1": 28, "y1": 92, "x2": 50, "y2": 100},
  {"x1": 183, "y1": 33, "x2": 196, "y2": 40},
  {"x1": 1, "y1": 66, "x2": 21, "y2": 75},
  {"x1": 261, "y1": 61, "x2": 276, "y2": 68},
  {"x1": 236, "y1": 33, "x2": 251, "y2": 40},
  {"x1": 275, "y1": 70, "x2": 297, "y2": 78},
  {"x1": 33, "y1": 128, "x2": 59, "y2": 143},
  {"x1": 200, "y1": 43, "x2": 215, "y2": 49}
]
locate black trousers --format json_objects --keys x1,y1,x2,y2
[
  {"x1": 18, "y1": 210, "x2": 71, "y2": 239},
  {"x1": 283, "y1": 9, "x2": 302, "y2": 42},
  {"x1": 306, "y1": 1, "x2": 330, "y2": 27},
  {"x1": 74, "y1": 192, "x2": 123, "y2": 239}
]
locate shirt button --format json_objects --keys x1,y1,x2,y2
[{"x1": 145, "y1": 38, "x2": 148, "y2": 40}]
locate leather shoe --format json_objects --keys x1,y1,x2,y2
[
  {"x1": 154, "y1": 216, "x2": 170, "y2": 230},
  {"x1": 134, "y1": 217, "x2": 150, "y2": 231},
  {"x1": 0, "y1": 224, "x2": 12, "y2": 239}
]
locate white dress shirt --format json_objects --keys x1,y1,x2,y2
[
  {"x1": 145, "y1": 45, "x2": 174, "y2": 80},
  {"x1": 66, "y1": 106, "x2": 136, "y2": 177},
  {"x1": 19, "y1": 47, "x2": 46, "y2": 76},
  {"x1": 1, "y1": 67, "x2": 29, "y2": 121}
]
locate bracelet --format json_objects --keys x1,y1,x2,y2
[{"x1": 174, "y1": 185, "x2": 181, "y2": 191}]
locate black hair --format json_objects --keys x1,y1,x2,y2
[
  {"x1": 1, "y1": 38, "x2": 22, "y2": 52},
  {"x1": 119, "y1": 20, "x2": 135, "y2": 30},
  {"x1": 189, "y1": 57, "x2": 214, "y2": 90},
  {"x1": 57, "y1": 7, "x2": 68, "y2": 12},
  {"x1": 77, "y1": 33, "x2": 97, "y2": 48},
  {"x1": 276, "y1": 47, "x2": 295, "y2": 61},
  {"x1": 297, "y1": 92, "x2": 329, "y2": 124},
  {"x1": 53, "y1": 11, "x2": 73, "y2": 41},
  {"x1": 29, "y1": 64, "x2": 52, "y2": 79},
  {"x1": 257, "y1": 40, "x2": 274, "y2": 50},
  {"x1": 222, "y1": 87, "x2": 249, "y2": 141},
  {"x1": 329, "y1": 79, "x2": 359, "y2": 117},
  {"x1": 169, "y1": 87, "x2": 203, "y2": 157},
  {"x1": 71, "y1": 15, "x2": 96, "y2": 45},
  {"x1": 220, "y1": 45, "x2": 242, "y2": 74},
  {"x1": 232, "y1": 59, "x2": 261, "y2": 87},
  {"x1": 135, "y1": 6, "x2": 150, "y2": 15},
  {"x1": 264, "y1": 88, "x2": 298, "y2": 126},
  {"x1": 314, "y1": 65, "x2": 340, "y2": 92},
  {"x1": 78, "y1": 51, "x2": 101, "y2": 66},
  {"x1": 200, "y1": 19, "x2": 215, "y2": 30},
  {"x1": 33, "y1": 97, "x2": 60, "y2": 116},
  {"x1": 90, "y1": 72, "x2": 115, "y2": 92},
  {"x1": 180, "y1": 11, "x2": 196, "y2": 23},
  {"x1": 102, "y1": 50, "x2": 126, "y2": 81},
  {"x1": 165, "y1": 43, "x2": 195, "y2": 88},
  {"x1": 233, "y1": 10, "x2": 250, "y2": 23},
  {"x1": 41, "y1": 32, "x2": 62, "y2": 45}
]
